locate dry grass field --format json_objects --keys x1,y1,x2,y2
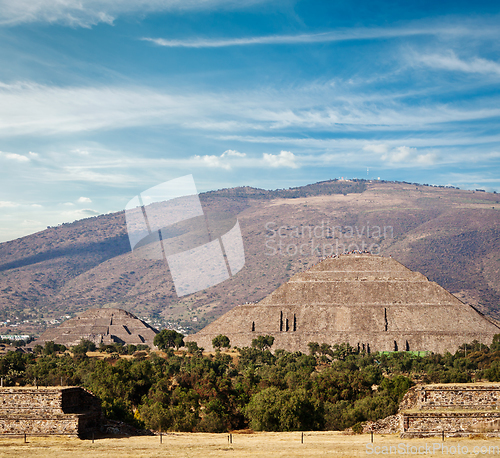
[{"x1": 1, "y1": 432, "x2": 500, "y2": 458}]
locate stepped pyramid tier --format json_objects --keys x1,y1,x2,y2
[
  {"x1": 186, "y1": 254, "x2": 500, "y2": 354},
  {"x1": 33, "y1": 308, "x2": 158, "y2": 348}
]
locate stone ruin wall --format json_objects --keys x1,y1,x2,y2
[
  {"x1": 0, "y1": 387, "x2": 101, "y2": 437},
  {"x1": 402, "y1": 412, "x2": 500, "y2": 437},
  {"x1": 399, "y1": 384, "x2": 500, "y2": 437},
  {"x1": 406, "y1": 385, "x2": 500, "y2": 411}
]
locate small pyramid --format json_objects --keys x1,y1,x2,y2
[
  {"x1": 33, "y1": 308, "x2": 158, "y2": 348},
  {"x1": 187, "y1": 254, "x2": 500, "y2": 353}
]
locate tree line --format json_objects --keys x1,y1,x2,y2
[{"x1": 1, "y1": 334, "x2": 500, "y2": 433}]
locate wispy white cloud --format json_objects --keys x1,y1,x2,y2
[
  {"x1": 78, "y1": 196, "x2": 92, "y2": 203},
  {"x1": 2, "y1": 81, "x2": 500, "y2": 138},
  {"x1": 412, "y1": 51, "x2": 500, "y2": 76},
  {"x1": 221, "y1": 149, "x2": 246, "y2": 157},
  {"x1": 217, "y1": 133, "x2": 500, "y2": 151},
  {"x1": 0, "y1": 0, "x2": 268, "y2": 27},
  {"x1": 363, "y1": 144, "x2": 389, "y2": 154},
  {"x1": 0, "y1": 151, "x2": 30, "y2": 162},
  {"x1": 382, "y1": 146, "x2": 416, "y2": 163},
  {"x1": 57, "y1": 166, "x2": 137, "y2": 185},
  {"x1": 263, "y1": 150, "x2": 298, "y2": 168},
  {"x1": 142, "y1": 23, "x2": 500, "y2": 48},
  {"x1": 381, "y1": 146, "x2": 438, "y2": 166},
  {"x1": 415, "y1": 152, "x2": 439, "y2": 166},
  {"x1": 0, "y1": 201, "x2": 18, "y2": 208},
  {"x1": 192, "y1": 154, "x2": 232, "y2": 170},
  {"x1": 191, "y1": 150, "x2": 246, "y2": 169}
]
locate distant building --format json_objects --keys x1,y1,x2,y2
[
  {"x1": 32, "y1": 308, "x2": 158, "y2": 348},
  {"x1": 0, "y1": 335, "x2": 30, "y2": 341}
]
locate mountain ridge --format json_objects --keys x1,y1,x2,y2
[{"x1": 0, "y1": 179, "x2": 498, "y2": 336}]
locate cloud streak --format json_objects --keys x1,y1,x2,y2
[
  {"x1": 0, "y1": 151, "x2": 30, "y2": 162},
  {"x1": 0, "y1": 0, "x2": 268, "y2": 27},
  {"x1": 143, "y1": 22, "x2": 500, "y2": 48},
  {"x1": 191, "y1": 149, "x2": 247, "y2": 169},
  {"x1": 263, "y1": 150, "x2": 298, "y2": 168},
  {"x1": 412, "y1": 51, "x2": 500, "y2": 76},
  {"x1": 1, "y1": 80, "x2": 500, "y2": 138},
  {"x1": 381, "y1": 146, "x2": 439, "y2": 166}
]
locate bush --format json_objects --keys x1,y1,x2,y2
[
  {"x1": 251, "y1": 335, "x2": 275, "y2": 351},
  {"x1": 245, "y1": 387, "x2": 322, "y2": 431},
  {"x1": 352, "y1": 422, "x2": 364, "y2": 434},
  {"x1": 212, "y1": 335, "x2": 230, "y2": 351},
  {"x1": 154, "y1": 330, "x2": 184, "y2": 350},
  {"x1": 71, "y1": 339, "x2": 95, "y2": 356}
]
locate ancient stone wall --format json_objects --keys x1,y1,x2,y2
[
  {"x1": 403, "y1": 385, "x2": 500, "y2": 411},
  {"x1": 0, "y1": 387, "x2": 101, "y2": 437},
  {"x1": 399, "y1": 384, "x2": 500, "y2": 438},
  {"x1": 402, "y1": 412, "x2": 500, "y2": 437}
]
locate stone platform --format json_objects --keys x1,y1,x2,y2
[
  {"x1": 0, "y1": 386, "x2": 101, "y2": 437},
  {"x1": 400, "y1": 384, "x2": 500, "y2": 438}
]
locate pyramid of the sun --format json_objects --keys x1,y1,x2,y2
[
  {"x1": 187, "y1": 254, "x2": 500, "y2": 354},
  {"x1": 34, "y1": 308, "x2": 158, "y2": 348}
]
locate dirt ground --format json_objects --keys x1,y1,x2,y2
[{"x1": 1, "y1": 432, "x2": 500, "y2": 458}]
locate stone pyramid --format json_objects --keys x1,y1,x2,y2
[
  {"x1": 34, "y1": 308, "x2": 158, "y2": 348},
  {"x1": 187, "y1": 254, "x2": 500, "y2": 353}
]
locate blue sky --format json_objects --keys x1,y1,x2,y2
[{"x1": 0, "y1": 0, "x2": 500, "y2": 242}]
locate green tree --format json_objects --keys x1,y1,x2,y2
[
  {"x1": 186, "y1": 341, "x2": 203, "y2": 355},
  {"x1": 154, "y1": 330, "x2": 185, "y2": 350},
  {"x1": 251, "y1": 335, "x2": 275, "y2": 351},
  {"x1": 308, "y1": 342, "x2": 320, "y2": 356},
  {"x1": 212, "y1": 335, "x2": 230, "y2": 351},
  {"x1": 245, "y1": 387, "x2": 322, "y2": 431},
  {"x1": 71, "y1": 339, "x2": 95, "y2": 356},
  {"x1": 43, "y1": 341, "x2": 66, "y2": 355}
]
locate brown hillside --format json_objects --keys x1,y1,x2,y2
[{"x1": 0, "y1": 180, "x2": 498, "y2": 336}]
